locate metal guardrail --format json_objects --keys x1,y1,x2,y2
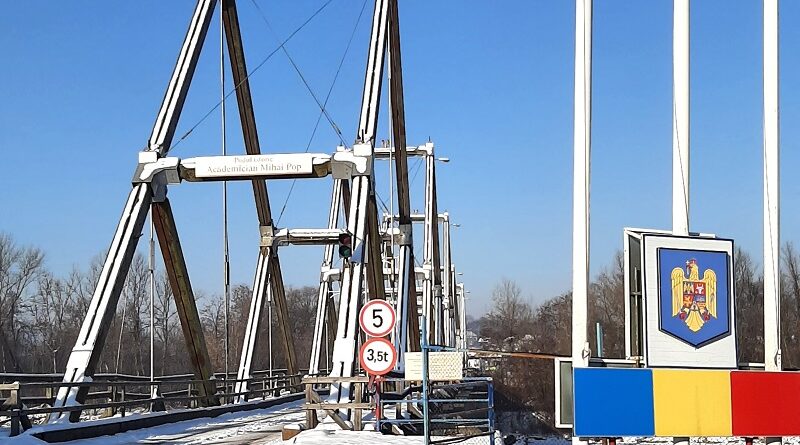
[
  {"x1": 0, "y1": 369, "x2": 308, "y2": 437},
  {"x1": 376, "y1": 378, "x2": 495, "y2": 444}
]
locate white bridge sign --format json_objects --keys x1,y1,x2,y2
[{"x1": 191, "y1": 154, "x2": 317, "y2": 178}]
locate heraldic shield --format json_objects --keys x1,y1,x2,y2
[{"x1": 658, "y1": 248, "x2": 731, "y2": 348}]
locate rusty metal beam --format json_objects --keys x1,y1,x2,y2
[
  {"x1": 366, "y1": 196, "x2": 386, "y2": 301},
  {"x1": 221, "y1": 0, "x2": 272, "y2": 224},
  {"x1": 387, "y1": 0, "x2": 420, "y2": 355},
  {"x1": 387, "y1": 0, "x2": 411, "y2": 224},
  {"x1": 152, "y1": 200, "x2": 218, "y2": 407},
  {"x1": 222, "y1": 0, "x2": 298, "y2": 381},
  {"x1": 269, "y1": 256, "x2": 297, "y2": 376}
]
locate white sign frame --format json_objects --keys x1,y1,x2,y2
[
  {"x1": 404, "y1": 352, "x2": 463, "y2": 381},
  {"x1": 191, "y1": 154, "x2": 316, "y2": 178},
  {"x1": 642, "y1": 233, "x2": 736, "y2": 368},
  {"x1": 359, "y1": 300, "x2": 396, "y2": 337}
]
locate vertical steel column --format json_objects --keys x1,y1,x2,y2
[
  {"x1": 441, "y1": 215, "x2": 453, "y2": 346},
  {"x1": 310, "y1": 180, "x2": 344, "y2": 374},
  {"x1": 50, "y1": 0, "x2": 217, "y2": 422},
  {"x1": 331, "y1": 175, "x2": 373, "y2": 395},
  {"x1": 234, "y1": 247, "x2": 272, "y2": 402},
  {"x1": 330, "y1": 0, "x2": 389, "y2": 402},
  {"x1": 431, "y1": 183, "x2": 443, "y2": 345},
  {"x1": 422, "y1": 150, "x2": 442, "y2": 344}
]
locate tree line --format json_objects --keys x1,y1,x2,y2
[
  {"x1": 0, "y1": 232, "x2": 317, "y2": 376},
  {"x1": 476, "y1": 246, "x2": 800, "y2": 423},
  {"x1": 6, "y1": 230, "x2": 800, "y2": 425}
]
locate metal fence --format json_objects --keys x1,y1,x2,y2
[
  {"x1": 376, "y1": 378, "x2": 495, "y2": 444},
  {"x1": 0, "y1": 369, "x2": 305, "y2": 436}
]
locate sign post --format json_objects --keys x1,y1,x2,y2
[{"x1": 358, "y1": 300, "x2": 398, "y2": 432}]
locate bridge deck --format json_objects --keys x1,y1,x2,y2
[{"x1": 4, "y1": 399, "x2": 304, "y2": 445}]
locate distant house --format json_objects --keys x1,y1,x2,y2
[{"x1": 466, "y1": 330, "x2": 479, "y2": 349}]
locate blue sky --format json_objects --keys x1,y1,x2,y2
[{"x1": 2, "y1": 1, "x2": 800, "y2": 316}]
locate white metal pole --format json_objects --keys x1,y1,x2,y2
[
  {"x1": 673, "y1": 0, "x2": 690, "y2": 237},
  {"x1": 268, "y1": 288, "x2": 273, "y2": 386},
  {"x1": 764, "y1": 0, "x2": 781, "y2": 374},
  {"x1": 764, "y1": 1, "x2": 782, "y2": 443},
  {"x1": 572, "y1": 0, "x2": 591, "y2": 370},
  {"x1": 572, "y1": 2, "x2": 591, "y2": 442},
  {"x1": 149, "y1": 211, "x2": 156, "y2": 399},
  {"x1": 220, "y1": 3, "x2": 231, "y2": 401},
  {"x1": 673, "y1": 2, "x2": 690, "y2": 445}
]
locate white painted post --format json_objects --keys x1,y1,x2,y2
[
  {"x1": 673, "y1": 0, "x2": 690, "y2": 237},
  {"x1": 673, "y1": 2, "x2": 690, "y2": 445},
  {"x1": 764, "y1": 1, "x2": 781, "y2": 445},
  {"x1": 763, "y1": 0, "x2": 781, "y2": 374},
  {"x1": 572, "y1": 0, "x2": 591, "y2": 442}
]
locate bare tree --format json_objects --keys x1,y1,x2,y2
[
  {"x1": 481, "y1": 279, "x2": 533, "y2": 347},
  {"x1": 782, "y1": 243, "x2": 800, "y2": 369},
  {"x1": 0, "y1": 233, "x2": 45, "y2": 371},
  {"x1": 588, "y1": 251, "x2": 625, "y2": 357},
  {"x1": 154, "y1": 271, "x2": 179, "y2": 374}
]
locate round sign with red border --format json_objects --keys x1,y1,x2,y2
[
  {"x1": 359, "y1": 300, "x2": 396, "y2": 337},
  {"x1": 359, "y1": 337, "x2": 397, "y2": 375}
]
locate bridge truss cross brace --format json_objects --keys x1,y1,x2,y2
[
  {"x1": 49, "y1": 0, "x2": 464, "y2": 424},
  {"x1": 51, "y1": 0, "x2": 298, "y2": 421}
]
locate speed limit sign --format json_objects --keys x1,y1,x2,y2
[
  {"x1": 359, "y1": 337, "x2": 397, "y2": 375},
  {"x1": 359, "y1": 300, "x2": 396, "y2": 337}
]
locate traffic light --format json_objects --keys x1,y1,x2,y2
[{"x1": 338, "y1": 231, "x2": 353, "y2": 259}]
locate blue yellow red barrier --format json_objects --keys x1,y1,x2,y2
[{"x1": 574, "y1": 368, "x2": 800, "y2": 437}]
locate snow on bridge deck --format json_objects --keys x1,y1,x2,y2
[{"x1": 4, "y1": 400, "x2": 304, "y2": 445}]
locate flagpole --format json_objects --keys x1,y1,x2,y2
[
  {"x1": 673, "y1": 2, "x2": 690, "y2": 445},
  {"x1": 763, "y1": 2, "x2": 781, "y2": 445},
  {"x1": 572, "y1": 0, "x2": 591, "y2": 442}
]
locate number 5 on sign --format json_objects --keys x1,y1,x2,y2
[
  {"x1": 359, "y1": 300, "x2": 396, "y2": 337},
  {"x1": 359, "y1": 337, "x2": 397, "y2": 376}
]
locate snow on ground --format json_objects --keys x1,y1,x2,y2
[
  {"x1": 1, "y1": 399, "x2": 305, "y2": 445},
  {"x1": 13, "y1": 408, "x2": 799, "y2": 445}
]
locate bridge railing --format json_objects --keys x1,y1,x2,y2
[{"x1": 0, "y1": 369, "x2": 310, "y2": 437}]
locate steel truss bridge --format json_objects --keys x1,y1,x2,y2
[{"x1": 1, "y1": 0, "x2": 469, "y2": 439}]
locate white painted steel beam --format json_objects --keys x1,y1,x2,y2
[
  {"x1": 329, "y1": 0, "x2": 389, "y2": 405},
  {"x1": 51, "y1": 0, "x2": 218, "y2": 423}
]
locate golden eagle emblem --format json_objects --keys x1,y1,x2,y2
[{"x1": 671, "y1": 259, "x2": 717, "y2": 332}]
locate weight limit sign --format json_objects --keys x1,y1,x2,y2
[{"x1": 359, "y1": 337, "x2": 397, "y2": 376}]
